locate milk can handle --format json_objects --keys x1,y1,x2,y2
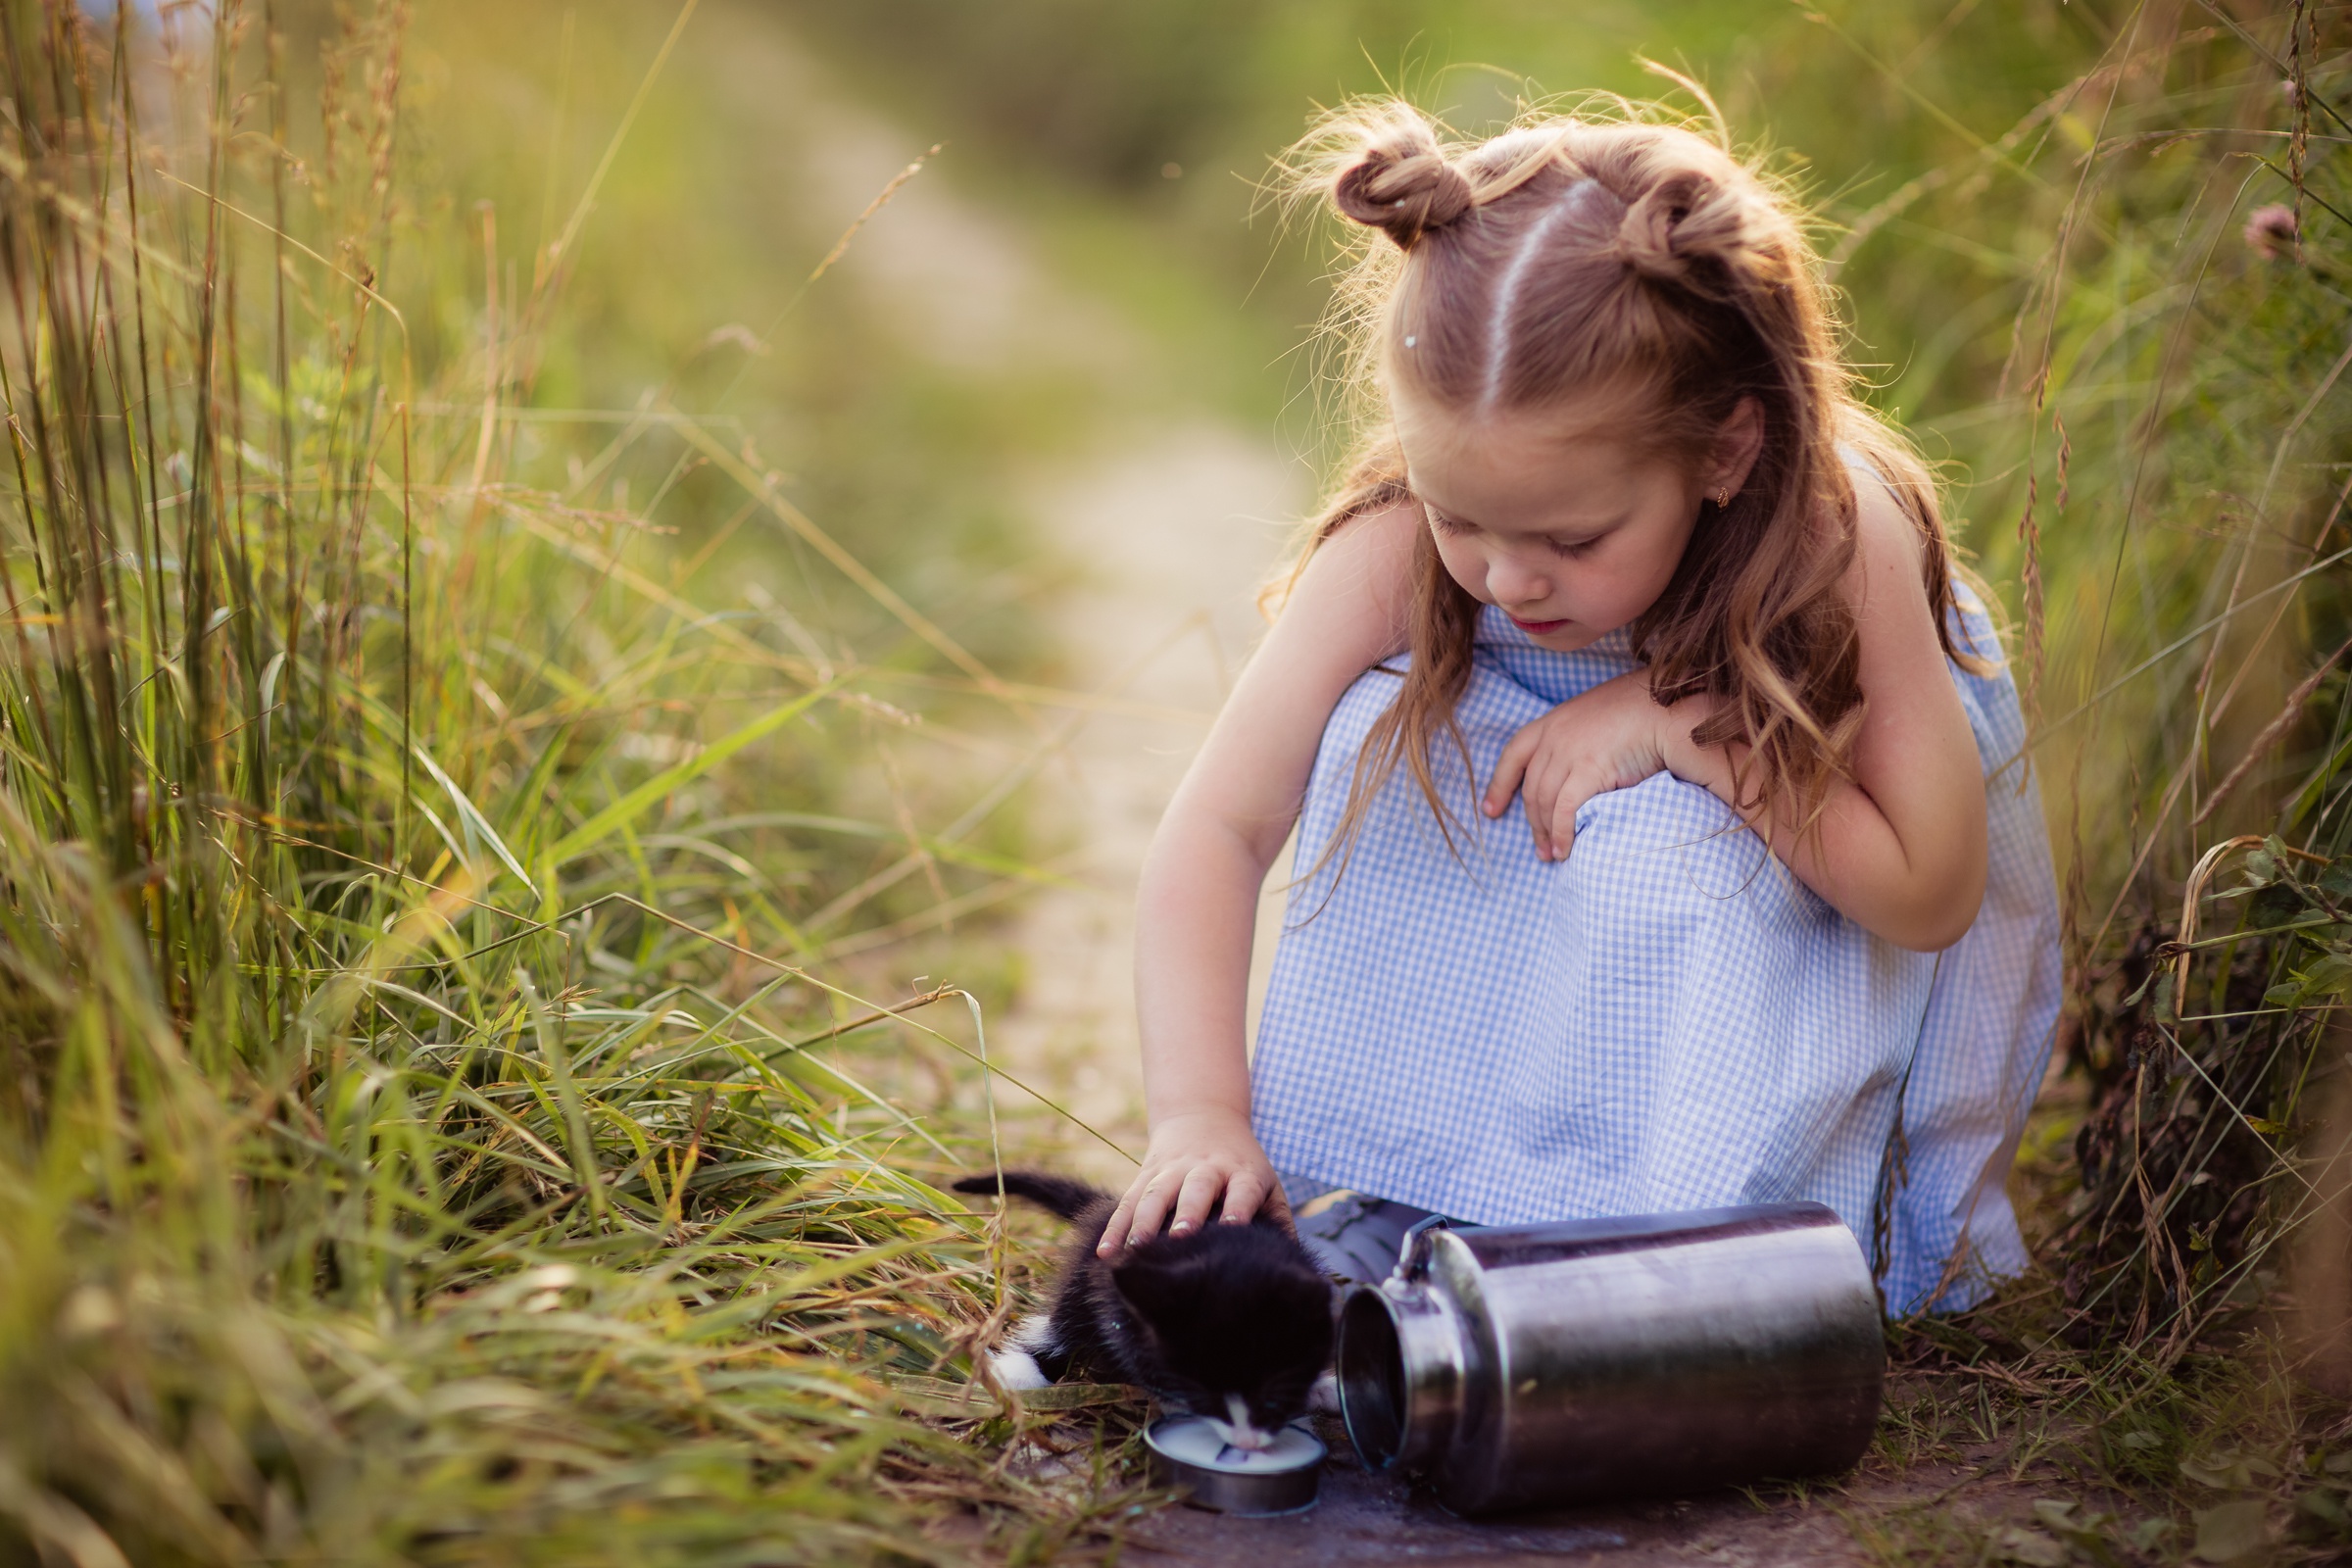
[{"x1": 1391, "y1": 1214, "x2": 1452, "y2": 1284}]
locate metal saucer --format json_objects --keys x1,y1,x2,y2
[{"x1": 1144, "y1": 1415, "x2": 1325, "y2": 1516}]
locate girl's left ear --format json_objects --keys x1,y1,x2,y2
[{"x1": 1710, "y1": 397, "x2": 1766, "y2": 497}]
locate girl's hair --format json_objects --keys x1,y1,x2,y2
[{"x1": 1272, "y1": 95, "x2": 1982, "y2": 859}]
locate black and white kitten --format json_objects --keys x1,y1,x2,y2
[{"x1": 953, "y1": 1169, "x2": 1333, "y2": 1450}]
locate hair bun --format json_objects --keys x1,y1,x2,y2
[
  {"x1": 1333, "y1": 131, "x2": 1476, "y2": 250},
  {"x1": 1618, "y1": 170, "x2": 1761, "y2": 286},
  {"x1": 1616, "y1": 177, "x2": 1698, "y2": 280}
]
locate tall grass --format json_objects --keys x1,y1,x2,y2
[
  {"x1": 0, "y1": 4, "x2": 1137, "y2": 1562},
  {"x1": 1847, "y1": 5, "x2": 2352, "y2": 1347},
  {"x1": 1804, "y1": 8, "x2": 2352, "y2": 1561}
]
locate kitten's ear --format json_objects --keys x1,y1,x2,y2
[{"x1": 1107, "y1": 1249, "x2": 1196, "y2": 1320}]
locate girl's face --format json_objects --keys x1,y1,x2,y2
[{"x1": 1393, "y1": 387, "x2": 1760, "y2": 652}]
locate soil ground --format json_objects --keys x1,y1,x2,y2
[{"x1": 1110, "y1": 1401, "x2": 2134, "y2": 1567}]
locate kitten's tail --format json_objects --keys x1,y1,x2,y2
[{"x1": 951, "y1": 1169, "x2": 1107, "y2": 1221}]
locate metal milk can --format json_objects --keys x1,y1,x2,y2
[{"x1": 1336, "y1": 1201, "x2": 1884, "y2": 1514}]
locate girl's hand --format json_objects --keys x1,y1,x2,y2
[
  {"x1": 1097, "y1": 1108, "x2": 1290, "y2": 1256},
  {"x1": 1483, "y1": 670, "x2": 1693, "y2": 860}
]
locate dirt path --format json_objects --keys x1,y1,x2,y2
[
  {"x1": 705, "y1": 20, "x2": 1303, "y2": 1179},
  {"x1": 1002, "y1": 431, "x2": 1299, "y2": 1180}
]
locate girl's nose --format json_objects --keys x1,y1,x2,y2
[{"x1": 1487, "y1": 553, "x2": 1551, "y2": 610}]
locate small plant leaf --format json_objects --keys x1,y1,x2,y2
[
  {"x1": 2032, "y1": 1498, "x2": 2125, "y2": 1562},
  {"x1": 2294, "y1": 954, "x2": 2352, "y2": 1000},
  {"x1": 2183, "y1": 1451, "x2": 2279, "y2": 1489},
  {"x1": 1990, "y1": 1525, "x2": 2067, "y2": 1566},
  {"x1": 2191, "y1": 1500, "x2": 2269, "y2": 1562}
]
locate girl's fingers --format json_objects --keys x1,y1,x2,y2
[
  {"x1": 1219, "y1": 1166, "x2": 1267, "y2": 1224},
  {"x1": 1125, "y1": 1175, "x2": 1174, "y2": 1249},
  {"x1": 1257, "y1": 1175, "x2": 1298, "y2": 1238},
  {"x1": 1106, "y1": 1150, "x2": 1282, "y2": 1250},
  {"x1": 1549, "y1": 771, "x2": 1588, "y2": 860},
  {"x1": 1486, "y1": 726, "x2": 1538, "y2": 815},
  {"x1": 1525, "y1": 755, "x2": 1568, "y2": 856},
  {"x1": 1169, "y1": 1163, "x2": 1227, "y2": 1237},
  {"x1": 1098, "y1": 1181, "x2": 1149, "y2": 1254}
]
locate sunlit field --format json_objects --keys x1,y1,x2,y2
[{"x1": 2, "y1": 2, "x2": 2348, "y2": 1562}]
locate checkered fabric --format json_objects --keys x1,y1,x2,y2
[{"x1": 1250, "y1": 576, "x2": 2061, "y2": 1315}]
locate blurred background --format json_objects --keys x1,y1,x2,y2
[{"x1": 6, "y1": 1, "x2": 2347, "y2": 1560}]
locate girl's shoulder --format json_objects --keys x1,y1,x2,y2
[
  {"x1": 1846, "y1": 455, "x2": 1974, "y2": 648},
  {"x1": 1846, "y1": 458, "x2": 1925, "y2": 561},
  {"x1": 1838, "y1": 441, "x2": 2004, "y2": 665}
]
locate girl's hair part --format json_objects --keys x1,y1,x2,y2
[{"x1": 1265, "y1": 94, "x2": 1988, "y2": 872}]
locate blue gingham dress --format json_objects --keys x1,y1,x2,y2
[{"x1": 1250, "y1": 577, "x2": 2061, "y2": 1315}]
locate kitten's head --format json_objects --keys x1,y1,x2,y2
[{"x1": 1109, "y1": 1223, "x2": 1334, "y2": 1450}]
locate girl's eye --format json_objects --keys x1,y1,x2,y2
[
  {"x1": 1546, "y1": 536, "x2": 1595, "y2": 560},
  {"x1": 1423, "y1": 504, "x2": 1465, "y2": 536}
]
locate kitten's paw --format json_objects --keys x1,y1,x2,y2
[
  {"x1": 1307, "y1": 1371, "x2": 1341, "y2": 1414},
  {"x1": 990, "y1": 1348, "x2": 1050, "y2": 1391}
]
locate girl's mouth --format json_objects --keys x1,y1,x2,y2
[{"x1": 1509, "y1": 614, "x2": 1571, "y2": 635}]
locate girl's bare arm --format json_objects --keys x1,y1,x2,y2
[
  {"x1": 1095, "y1": 503, "x2": 1421, "y2": 1254},
  {"x1": 1667, "y1": 479, "x2": 1988, "y2": 949},
  {"x1": 1488, "y1": 478, "x2": 1989, "y2": 951}
]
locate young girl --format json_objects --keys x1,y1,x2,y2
[{"x1": 1094, "y1": 103, "x2": 2061, "y2": 1313}]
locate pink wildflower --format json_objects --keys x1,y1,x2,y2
[{"x1": 2244, "y1": 203, "x2": 2300, "y2": 262}]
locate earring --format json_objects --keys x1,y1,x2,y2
[{"x1": 1714, "y1": 486, "x2": 1732, "y2": 508}]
